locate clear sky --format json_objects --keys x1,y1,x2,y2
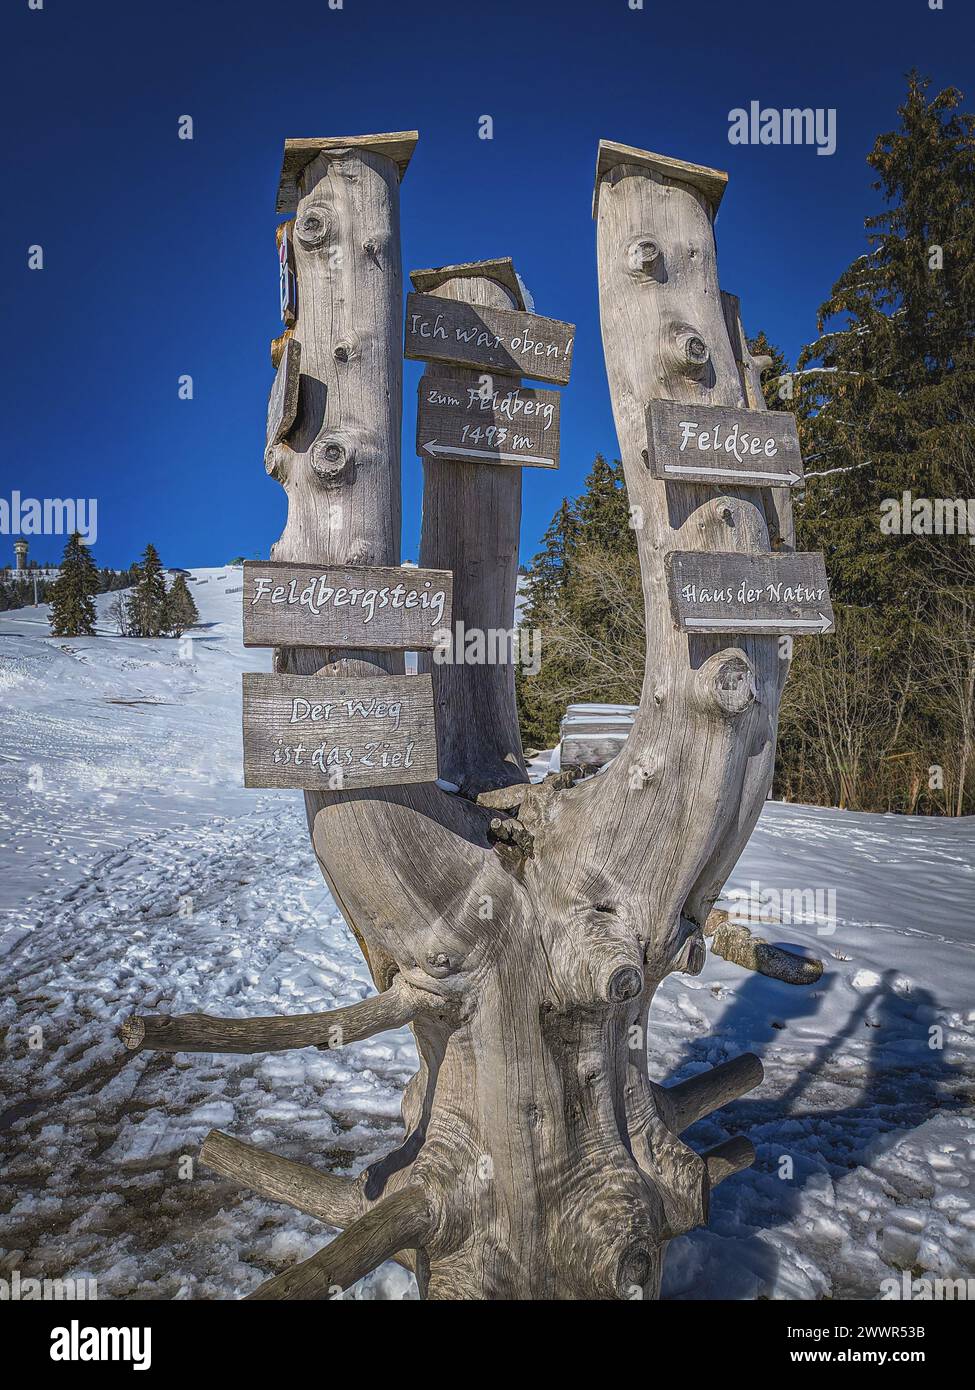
[{"x1": 3, "y1": 0, "x2": 971, "y2": 570}]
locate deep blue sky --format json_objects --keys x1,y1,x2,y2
[{"x1": 3, "y1": 0, "x2": 971, "y2": 570}]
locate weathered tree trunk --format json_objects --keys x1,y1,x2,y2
[{"x1": 122, "y1": 135, "x2": 808, "y2": 1300}]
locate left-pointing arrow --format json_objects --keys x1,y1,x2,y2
[{"x1": 422, "y1": 439, "x2": 556, "y2": 467}]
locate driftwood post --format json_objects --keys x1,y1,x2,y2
[{"x1": 120, "y1": 134, "x2": 824, "y2": 1300}]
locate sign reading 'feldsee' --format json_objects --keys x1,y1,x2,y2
[
  {"x1": 242, "y1": 673, "x2": 438, "y2": 789},
  {"x1": 404, "y1": 293, "x2": 575, "y2": 386},
  {"x1": 646, "y1": 400, "x2": 804, "y2": 487},
  {"x1": 666, "y1": 551, "x2": 834, "y2": 635},
  {"x1": 242, "y1": 561, "x2": 452, "y2": 650},
  {"x1": 416, "y1": 375, "x2": 561, "y2": 469}
]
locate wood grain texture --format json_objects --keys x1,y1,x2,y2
[
  {"x1": 122, "y1": 973, "x2": 426, "y2": 1054},
  {"x1": 411, "y1": 257, "x2": 527, "y2": 310},
  {"x1": 276, "y1": 131, "x2": 417, "y2": 213},
  {"x1": 265, "y1": 337, "x2": 301, "y2": 448},
  {"x1": 417, "y1": 269, "x2": 528, "y2": 794},
  {"x1": 404, "y1": 292, "x2": 575, "y2": 385},
  {"x1": 666, "y1": 550, "x2": 833, "y2": 634},
  {"x1": 646, "y1": 398, "x2": 802, "y2": 486},
  {"x1": 242, "y1": 672, "x2": 438, "y2": 789},
  {"x1": 128, "y1": 134, "x2": 799, "y2": 1304},
  {"x1": 242, "y1": 560, "x2": 452, "y2": 649},
  {"x1": 416, "y1": 374, "x2": 560, "y2": 469},
  {"x1": 593, "y1": 140, "x2": 728, "y2": 217}
]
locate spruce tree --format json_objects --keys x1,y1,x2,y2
[
  {"x1": 161, "y1": 574, "x2": 199, "y2": 637},
  {"x1": 794, "y1": 72, "x2": 974, "y2": 611},
  {"x1": 127, "y1": 543, "x2": 168, "y2": 638},
  {"x1": 48, "y1": 532, "x2": 99, "y2": 637}
]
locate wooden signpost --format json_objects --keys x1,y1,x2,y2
[
  {"x1": 266, "y1": 337, "x2": 301, "y2": 448},
  {"x1": 416, "y1": 376, "x2": 561, "y2": 469},
  {"x1": 277, "y1": 219, "x2": 297, "y2": 327},
  {"x1": 646, "y1": 399, "x2": 803, "y2": 487},
  {"x1": 404, "y1": 292, "x2": 575, "y2": 385},
  {"x1": 666, "y1": 550, "x2": 834, "y2": 634},
  {"x1": 242, "y1": 560, "x2": 452, "y2": 649},
  {"x1": 242, "y1": 672, "x2": 438, "y2": 789}
]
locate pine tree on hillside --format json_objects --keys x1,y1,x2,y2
[
  {"x1": 161, "y1": 574, "x2": 200, "y2": 637},
  {"x1": 48, "y1": 532, "x2": 99, "y2": 637},
  {"x1": 127, "y1": 543, "x2": 168, "y2": 638},
  {"x1": 794, "y1": 72, "x2": 975, "y2": 612},
  {"x1": 517, "y1": 456, "x2": 641, "y2": 750}
]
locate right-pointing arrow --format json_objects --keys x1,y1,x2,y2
[
  {"x1": 684, "y1": 613, "x2": 833, "y2": 633},
  {"x1": 662, "y1": 462, "x2": 802, "y2": 485}
]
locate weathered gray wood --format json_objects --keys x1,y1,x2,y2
[
  {"x1": 593, "y1": 141, "x2": 727, "y2": 217},
  {"x1": 245, "y1": 1185, "x2": 433, "y2": 1300},
  {"x1": 417, "y1": 267, "x2": 528, "y2": 794},
  {"x1": 120, "y1": 973, "x2": 426, "y2": 1054},
  {"x1": 265, "y1": 336, "x2": 301, "y2": 451},
  {"x1": 660, "y1": 1052, "x2": 764, "y2": 1135},
  {"x1": 646, "y1": 399, "x2": 803, "y2": 486},
  {"x1": 242, "y1": 673, "x2": 438, "y2": 789},
  {"x1": 276, "y1": 131, "x2": 418, "y2": 213},
  {"x1": 404, "y1": 292, "x2": 575, "y2": 385},
  {"x1": 133, "y1": 134, "x2": 807, "y2": 1305},
  {"x1": 416, "y1": 375, "x2": 560, "y2": 469},
  {"x1": 666, "y1": 550, "x2": 834, "y2": 635},
  {"x1": 411, "y1": 257, "x2": 527, "y2": 310},
  {"x1": 242, "y1": 561, "x2": 452, "y2": 649},
  {"x1": 721, "y1": 289, "x2": 796, "y2": 553}
]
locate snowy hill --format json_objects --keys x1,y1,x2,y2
[{"x1": 0, "y1": 571, "x2": 973, "y2": 1300}]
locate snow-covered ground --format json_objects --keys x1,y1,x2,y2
[{"x1": 1, "y1": 572, "x2": 972, "y2": 1300}]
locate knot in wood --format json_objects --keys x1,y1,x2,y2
[
  {"x1": 311, "y1": 434, "x2": 356, "y2": 485},
  {"x1": 673, "y1": 325, "x2": 710, "y2": 377},
  {"x1": 295, "y1": 205, "x2": 331, "y2": 250},
  {"x1": 693, "y1": 650, "x2": 757, "y2": 718},
  {"x1": 625, "y1": 235, "x2": 661, "y2": 277}
]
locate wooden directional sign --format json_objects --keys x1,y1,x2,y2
[
  {"x1": 266, "y1": 337, "x2": 301, "y2": 447},
  {"x1": 416, "y1": 376, "x2": 561, "y2": 469},
  {"x1": 242, "y1": 673, "x2": 438, "y2": 790},
  {"x1": 404, "y1": 293, "x2": 575, "y2": 386},
  {"x1": 242, "y1": 561, "x2": 452, "y2": 649},
  {"x1": 277, "y1": 219, "x2": 297, "y2": 327},
  {"x1": 646, "y1": 400, "x2": 803, "y2": 487},
  {"x1": 666, "y1": 551, "x2": 834, "y2": 635}
]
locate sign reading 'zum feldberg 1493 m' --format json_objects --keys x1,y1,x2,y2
[
  {"x1": 242, "y1": 561, "x2": 452, "y2": 650},
  {"x1": 404, "y1": 293, "x2": 575, "y2": 386},
  {"x1": 242, "y1": 673, "x2": 439, "y2": 790},
  {"x1": 646, "y1": 400, "x2": 804, "y2": 487},
  {"x1": 666, "y1": 551, "x2": 834, "y2": 635},
  {"x1": 416, "y1": 376, "x2": 561, "y2": 469}
]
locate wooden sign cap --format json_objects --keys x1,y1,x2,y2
[
  {"x1": 276, "y1": 131, "x2": 419, "y2": 213},
  {"x1": 592, "y1": 139, "x2": 728, "y2": 219},
  {"x1": 410, "y1": 258, "x2": 527, "y2": 312}
]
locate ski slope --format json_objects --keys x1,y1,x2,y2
[{"x1": 1, "y1": 572, "x2": 972, "y2": 1300}]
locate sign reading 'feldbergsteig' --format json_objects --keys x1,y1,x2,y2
[
  {"x1": 242, "y1": 672, "x2": 438, "y2": 790},
  {"x1": 666, "y1": 551, "x2": 834, "y2": 635},
  {"x1": 646, "y1": 400, "x2": 804, "y2": 487},
  {"x1": 242, "y1": 561, "x2": 452, "y2": 650},
  {"x1": 416, "y1": 375, "x2": 561, "y2": 469}
]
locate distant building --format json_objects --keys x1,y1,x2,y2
[{"x1": 13, "y1": 540, "x2": 28, "y2": 571}]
